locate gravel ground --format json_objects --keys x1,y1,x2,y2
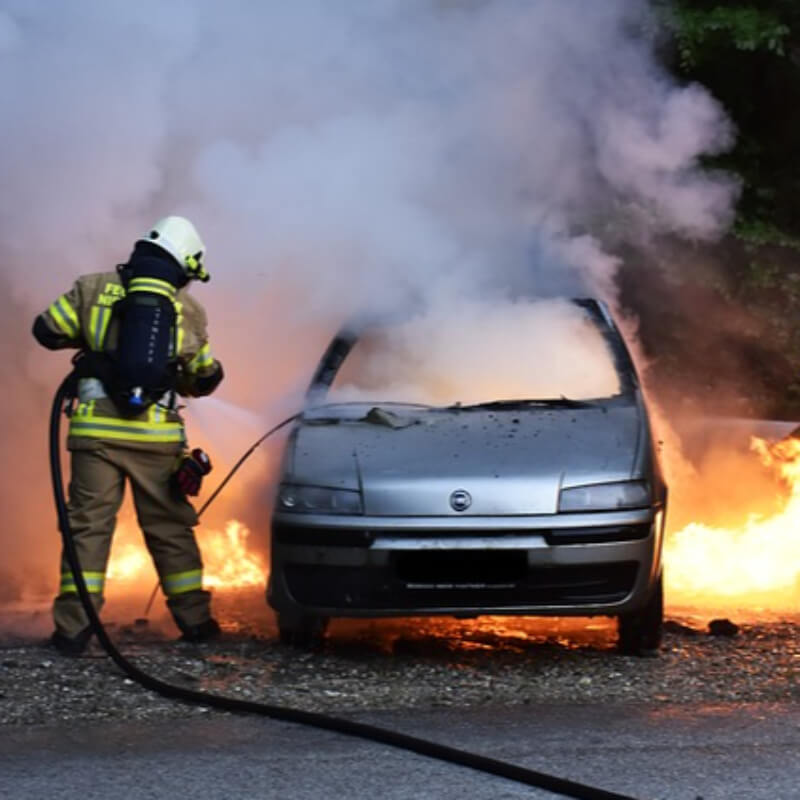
[{"x1": 1, "y1": 590, "x2": 798, "y2": 726}]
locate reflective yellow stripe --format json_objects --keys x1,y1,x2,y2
[
  {"x1": 69, "y1": 404, "x2": 184, "y2": 443},
  {"x1": 56, "y1": 295, "x2": 80, "y2": 334},
  {"x1": 89, "y1": 307, "x2": 98, "y2": 347},
  {"x1": 97, "y1": 306, "x2": 111, "y2": 348},
  {"x1": 60, "y1": 570, "x2": 105, "y2": 595},
  {"x1": 173, "y1": 301, "x2": 185, "y2": 355},
  {"x1": 48, "y1": 302, "x2": 74, "y2": 336},
  {"x1": 72, "y1": 400, "x2": 90, "y2": 418},
  {"x1": 162, "y1": 569, "x2": 203, "y2": 596},
  {"x1": 69, "y1": 419, "x2": 185, "y2": 443},
  {"x1": 187, "y1": 342, "x2": 214, "y2": 373},
  {"x1": 128, "y1": 277, "x2": 177, "y2": 300},
  {"x1": 59, "y1": 296, "x2": 80, "y2": 331},
  {"x1": 72, "y1": 400, "x2": 97, "y2": 419},
  {"x1": 48, "y1": 296, "x2": 79, "y2": 338},
  {"x1": 88, "y1": 305, "x2": 112, "y2": 350}
]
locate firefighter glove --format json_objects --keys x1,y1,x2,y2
[{"x1": 172, "y1": 448, "x2": 212, "y2": 497}]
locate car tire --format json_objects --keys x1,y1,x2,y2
[
  {"x1": 617, "y1": 573, "x2": 663, "y2": 657},
  {"x1": 277, "y1": 614, "x2": 329, "y2": 650}
]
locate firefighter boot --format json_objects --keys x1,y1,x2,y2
[
  {"x1": 179, "y1": 617, "x2": 221, "y2": 643},
  {"x1": 50, "y1": 627, "x2": 93, "y2": 657}
]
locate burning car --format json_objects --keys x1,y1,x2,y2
[{"x1": 268, "y1": 298, "x2": 666, "y2": 654}]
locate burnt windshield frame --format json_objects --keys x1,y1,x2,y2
[
  {"x1": 572, "y1": 298, "x2": 638, "y2": 398},
  {"x1": 305, "y1": 298, "x2": 639, "y2": 406}
]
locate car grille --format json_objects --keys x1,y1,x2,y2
[
  {"x1": 283, "y1": 560, "x2": 639, "y2": 609},
  {"x1": 274, "y1": 523, "x2": 651, "y2": 547}
]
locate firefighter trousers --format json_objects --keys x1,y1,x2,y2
[{"x1": 53, "y1": 445, "x2": 212, "y2": 639}]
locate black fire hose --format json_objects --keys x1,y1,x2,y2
[{"x1": 50, "y1": 372, "x2": 647, "y2": 800}]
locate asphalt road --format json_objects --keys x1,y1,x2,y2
[
  {"x1": 3, "y1": 590, "x2": 800, "y2": 799},
  {"x1": 2, "y1": 701, "x2": 799, "y2": 800}
]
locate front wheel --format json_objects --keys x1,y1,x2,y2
[
  {"x1": 617, "y1": 573, "x2": 663, "y2": 657},
  {"x1": 277, "y1": 614, "x2": 329, "y2": 650}
]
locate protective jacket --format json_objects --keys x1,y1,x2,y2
[{"x1": 34, "y1": 271, "x2": 224, "y2": 453}]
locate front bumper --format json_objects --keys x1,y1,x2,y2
[{"x1": 268, "y1": 507, "x2": 664, "y2": 618}]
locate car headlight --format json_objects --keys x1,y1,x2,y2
[
  {"x1": 558, "y1": 480, "x2": 650, "y2": 512},
  {"x1": 277, "y1": 484, "x2": 363, "y2": 515}
]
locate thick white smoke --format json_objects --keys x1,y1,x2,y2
[
  {"x1": 330, "y1": 298, "x2": 622, "y2": 406},
  {"x1": 0, "y1": 0, "x2": 737, "y2": 599}
]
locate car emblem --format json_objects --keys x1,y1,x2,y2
[{"x1": 450, "y1": 489, "x2": 472, "y2": 512}]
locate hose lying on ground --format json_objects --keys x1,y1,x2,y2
[{"x1": 50, "y1": 372, "x2": 647, "y2": 800}]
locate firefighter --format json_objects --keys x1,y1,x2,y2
[{"x1": 33, "y1": 216, "x2": 225, "y2": 655}]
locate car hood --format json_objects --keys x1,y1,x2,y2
[{"x1": 284, "y1": 404, "x2": 644, "y2": 516}]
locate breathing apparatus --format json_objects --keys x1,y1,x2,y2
[{"x1": 103, "y1": 216, "x2": 209, "y2": 416}]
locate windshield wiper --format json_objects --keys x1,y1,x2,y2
[
  {"x1": 448, "y1": 397, "x2": 595, "y2": 411},
  {"x1": 302, "y1": 403, "x2": 428, "y2": 429},
  {"x1": 309, "y1": 401, "x2": 435, "y2": 410}
]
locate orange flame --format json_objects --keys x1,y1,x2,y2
[
  {"x1": 199, "y1": 520, "x2": 267, "y2": 589},
  {"x1": 106, "y1": 519, "x2": 266, "y2": 591},
  {"x1": 665, "y1": 435, "x2": 800, "y2": 614},
  {"x1": 106, "y1": 540, "x2": 151, "y2": 583}
]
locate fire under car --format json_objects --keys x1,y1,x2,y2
[{"x1": 267, "y1": 298, "x2": 667, "y2": 654}]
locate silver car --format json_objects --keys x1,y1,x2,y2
[{"x1": 268, "y1": 299, "x2": 666, "y2": 654}]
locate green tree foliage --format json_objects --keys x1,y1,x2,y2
[
  {"x1": 670, "y1": 5, "x2": 790, "y2": 69},
  {"x1": 661, "y1": 2, "x2": 800, "y2": 242},
  {"x1": 625, "y1": 4, "x2": 800, "y2": 416}
]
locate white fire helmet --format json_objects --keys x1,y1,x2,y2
[{"x1": 140, "y1": 216, "x2": 209, "y2": 282}]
